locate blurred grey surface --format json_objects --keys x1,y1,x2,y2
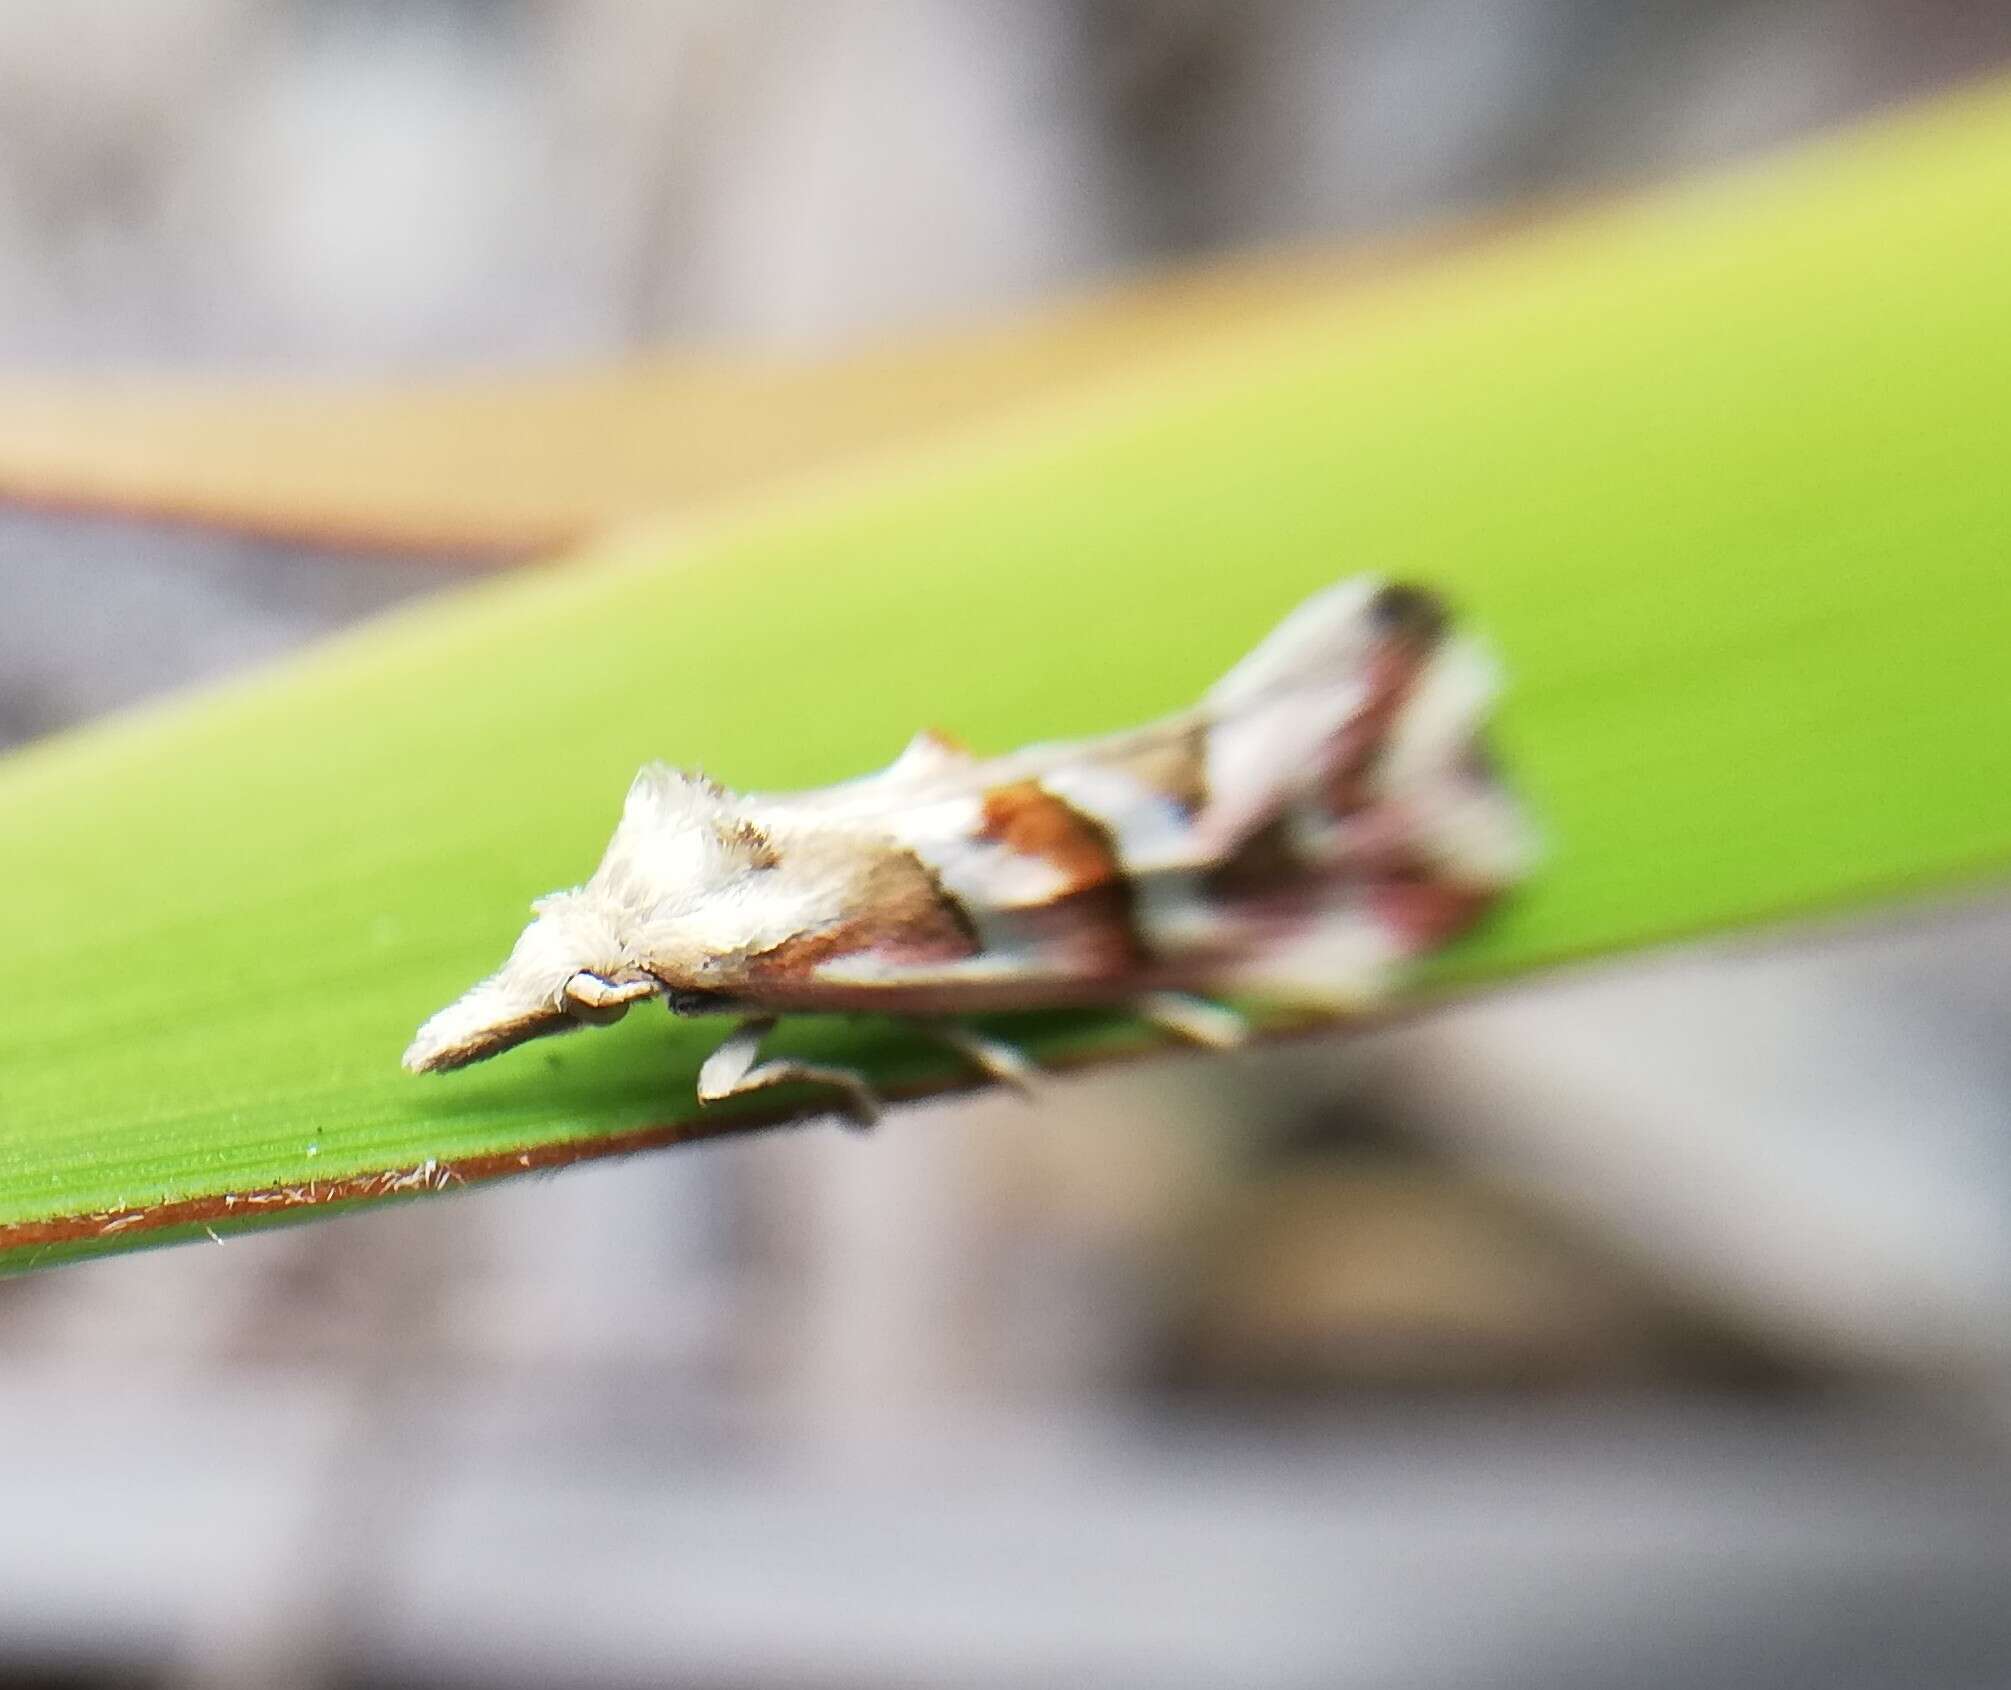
[
  {"x1": 4, "y1": 0, "x2": 2009, "y2": 369},
  {"x1": 4, "y1": 4, "x2": 2011, "y2": 1689}
]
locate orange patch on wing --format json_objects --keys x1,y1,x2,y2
[
  {"x1": 746, "y1": 851, "x2": 979, "y2": 979},
  {"x1": 980, "y1": 780, "x2": 1142, "y2": 969},
  {"x1": 980, "y1": 781, "x2": 1124, "y2": 894}
]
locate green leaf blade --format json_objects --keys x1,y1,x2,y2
[{"x1": 5, "y1": 82, "x2": 2011, "y2": 1270}]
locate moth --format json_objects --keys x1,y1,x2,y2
[{"x1": 405, "y1": 577, "x2": 1531, "y2": 1124}]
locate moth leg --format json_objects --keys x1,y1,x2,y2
[
  {"x1": 695, "y1": 1016, "x2": 884, "y2": 1131},
  {"x1": 1134, "y1": 991, "x2": 1248, "y2": 1050},
  {"x1": 928, "y1": 1022, "x2": 1042, "y2": 1100}
]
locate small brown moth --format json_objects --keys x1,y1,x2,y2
[{"x1": 405, "y1": 578, "x2": 1531, "y2": 1124}]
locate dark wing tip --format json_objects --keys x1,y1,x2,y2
[{"x1": 1366, "y1": 581, "x2": 1450, "y2": 645}]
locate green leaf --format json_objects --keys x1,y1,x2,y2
[{"x1": 5, "y1": 83, "x2": 2010, "y2": 1273}]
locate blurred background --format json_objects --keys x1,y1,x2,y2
[{"x1": 6, "y1": 4, "x2": 2011, "y2": 1687}]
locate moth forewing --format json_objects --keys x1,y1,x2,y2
[{"x1": 406, "y1": 576, "x2": 1531, "y2": 1122}]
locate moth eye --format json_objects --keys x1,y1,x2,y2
[{"x1": 562, "y1": 972, "x2": 655, "y2": 1024}]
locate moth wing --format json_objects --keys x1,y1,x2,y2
[
  {"x1": 881, "y1": 728, "x2": 973, "y2": 783},
  {"x1": 785, "y1": 730, "x2": 975, "y2": 821},
  {"x1": 1193, "y1": 577, "x2": 1484, "y2": 860},
  {"x1": 1192, "y1": 577, "x2": 1392, "y2": 853},
  {"x1": 1204, "y1": 577, "x2": 1391, "y2": 715}
]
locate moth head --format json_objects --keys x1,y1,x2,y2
[
  {"x1": 403, "y1": 766, "x2": 782, "y2": 1073},
  {"x1": 402, "y1": 887, "x2": 659, "y2": 1073}
]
